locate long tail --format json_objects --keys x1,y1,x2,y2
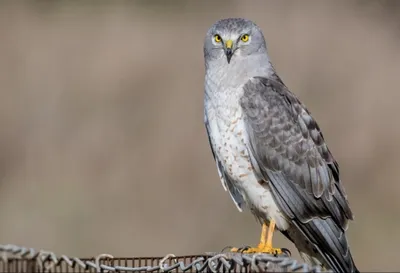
[
  {"x1": 291, "y1": 218, "x2": 359, "y2": 273},
  {"x1": 299, "y1": 251, "x2": 359, "y2": 273}
]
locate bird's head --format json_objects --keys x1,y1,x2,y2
[{"x1": 204, "y1": 18, "x2": 268, "y2": 66}]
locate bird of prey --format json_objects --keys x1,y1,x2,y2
[{"x1": 203, "y1": 18, "x2": 359, "y2": 273}]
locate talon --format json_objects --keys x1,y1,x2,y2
[
  {"x1": 227, "y1": 220, "x2": 287, "y2": 255},
  {"x1": 281, "y1": 248, "x2": 291, "y2": 257},
  {"x1": 240, "y1": 246, "x2": 283, "y2": 255},
  {"x1": 221, "y1": 246, "x2": 233, "y2": 252},
  {"x1": 230, "y1": 246, "x2": 250, "y2": 253},
  {"x1": 238, "y1": 246, "x2": 250, "y2": 253}
]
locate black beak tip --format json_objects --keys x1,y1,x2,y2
[{"x1": 226, "y1": 49, "x2": 233, "y2": 64}]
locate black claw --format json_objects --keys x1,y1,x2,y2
[
  {"x1": 281, "y1": 248, "x2": 291, "y2": 257},
  {"x1": 221, "y1": 246, "x2": 233, "y2": 252},
  {"x1": 238, "y1": 246, "x2": 251, "y2": 253},
  {"x1": 235, "y1": 246, "x2": 247, "y2": 253}
]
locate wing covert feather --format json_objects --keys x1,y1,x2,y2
[
  {"x1": 240, "y1": 76, "x2": 358, "y2": 272},
  {"x1": 240, "y1": 76, "x2": 353, "y2": 228},
  {"x1": 240, "y1": 78, "x2": 353, "y2": 229},
  {"x1": 240, "y1": 77, "x2": 354, "y2": 271}
]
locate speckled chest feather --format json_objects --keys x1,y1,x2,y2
[{"x1": 204, "y1": 79, "x2": 290, "y2": 231}]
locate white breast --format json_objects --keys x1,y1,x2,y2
[{"x1": 205, "y1": 96, "x2": 290, "y2": 231}]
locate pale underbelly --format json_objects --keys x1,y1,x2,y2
[
  {"x1": 206, "y1": 105, "x2": 290, "y2": 231},
  {"x1": 234, "y1": 170, "x2": 290, "y2": 231},
  {"x1": 215, "y1": 136, "x2": 290, "y2": 231}
]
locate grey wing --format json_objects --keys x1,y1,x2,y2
[
  {"x1": 240, "y1": 77, "x2": 357, "y2": 272},
  {"x1": 204, "y1": 112, "x2": 246, "y2": 212}
]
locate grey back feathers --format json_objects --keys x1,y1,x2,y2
[{"x1": 240, "y1": 77, "x2": 357, "y2": 272}]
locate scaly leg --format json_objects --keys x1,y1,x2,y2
[{"x1": 231, "y1": 220, "x2": 282, "y2": 255}]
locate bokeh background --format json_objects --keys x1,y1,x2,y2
[{"x1": 0, "y1": 1, "x2": 399, "y2": 271}]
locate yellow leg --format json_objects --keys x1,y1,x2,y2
[
  {"x1": 231, "y1": 220, "x2": 282, "y2": 255},
  {"x1": 259, "y1": 221, "x2": 268, "y2": 246},
  {"x1": 265, "y1": 220, "x2": 275, "y2": 248}
]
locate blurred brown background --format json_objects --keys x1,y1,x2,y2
[{"x1": 0, "y1": 1, "x2": 399, "y2": 271}]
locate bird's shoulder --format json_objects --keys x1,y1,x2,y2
[{"x1": 240, "y1": 75, "x2": 334, "y2": 169}]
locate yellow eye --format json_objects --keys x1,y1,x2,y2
[
  {"x1": 214, "y1": 34, "x2": 222, "y2": 43},
  {"x1": 241, "y1": 34, "x2": 249, "y2": 42}
]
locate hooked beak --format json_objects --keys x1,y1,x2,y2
[{"x1": 225, "y1": 40, "x2": 234, "y2": 64}]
